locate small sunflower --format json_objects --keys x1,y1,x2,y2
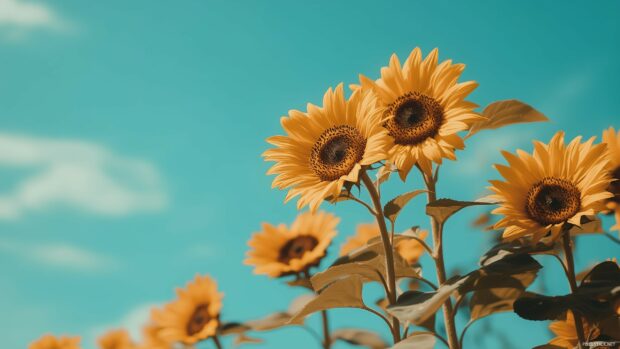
[
  {"x1": 152, "y1": 275, "x2": 223, "y2": 345},
  {"x1": 489, "y1": 131, "x2": 612, "y2": 242},
  {"x1": 602, "y1": 127, "x2": 620, "y2": 231},
  {"x1": 359, "y1": 47, "x2": 481, "y2": 180},
  {"x1": 549, "y1": 311, "x2": 599, "y2": 348},
  {"x1": 140, "y1": 325, "x2": 171, "y2": 349},
  {"x1": 29, "y1": 335, "x2": 81, "y2": 349},
  {"x1": 340, "y1": 223, "x2": 428, "y2": 264},
  {"x1": 264, "y1": 84, "x2": 391, "y2": 211},
  {"x1": 245, "y1": 211, "x2": 338, "y2": 277},
  {"x1": 97, "y1": 330, "x2": 136, "y2": 349}
]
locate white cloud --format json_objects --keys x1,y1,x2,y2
[
  {"x1": 0, "y1": 238, "x2": 117, "y2": 272},
  {"x1": 0, "y1": 133, "x2": 167, "y2": 220},
  {"x1": 0, "y1": 0, "x2": 71, "y2": 40}
]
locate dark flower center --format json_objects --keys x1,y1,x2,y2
[
  {"x1": 525, "y1": 177, "x2": 581, "y2": 225},
  {"x1": 608, "y1": 166, "x2": 620, "y2": 204},
  {"x1": 310, "y1": 125, "x2": 366, "y2": 181},
  {"x1": 278, "y1": 235, "x2": 319, "y2": 264},
  {"x1": 384, "y1": 92, "x2": 444, "y2": 145},
  {"x1": 186, "y1": 304, "x2": 212, "y2": 336}
]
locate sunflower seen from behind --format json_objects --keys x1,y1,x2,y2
[
  {"x1": 340, "y1": 223, "x2": 428, "y2": 265},
  {"x1": 151, "y1": 275, "x2": 223, "y2": 345},
  {"x1": 264, "y1": 84, "x2": 390, "y2": 212},
  {"x1": 245, "y1": 211, "x2": 338, "y2": 277},
  {"x1": 489, "y1": 131, "x2": 612, "y2": 242},
  {"x1": 602, "y1": 127, "x2": 620, "y2": 231},
  {"x1": 548, "y1": 311, "x2": 599, "y2": 348},
  {"x1": 359, "y1": 47, "x2": 481, "y2": 180},
  {"x1": 97, "y1": 329, "x2": 136, "y2": 349},
  {"x1": 29, "y1": 335, "x2": 81, "y2": 349}
]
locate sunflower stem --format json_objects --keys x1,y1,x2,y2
[
  {"x1": 360, "y1": 170, "x2": 401, "y2": 343},
  {"x1": 321, "y1": 310, "x2": 332, "y2": 349},
  {"x1": 212, "y1": 335, "x2": 223, "y2": 349},
  {"x1": 561, "y1": 229, "x2": 586, "y2": 349},
  {"x1": 420, "y1": 166, "x2": 460, "y2": 349}
]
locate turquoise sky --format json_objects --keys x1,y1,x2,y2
[{"x1": 0, "y1": 1, "x2": 618, "y2": 348}]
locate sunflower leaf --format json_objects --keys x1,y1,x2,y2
[
  {"x1": 384, "y1": 190, "x2": 427, "y2": 225},
  {"x1": 331, "y1": 329, "x2": 388, "y2": 349},
  {"x1": 466, "y1": 99, "x2": 548, "y2": 138},
  {"x1": 289, "y1": 275, "x2": 366, "y2": 324},
  {"x1": 426, "y1": 198, "x2": 493, "y2": 225},
  {"x1": 388, "y1": 333, "x2": 436, "y2": 349}
]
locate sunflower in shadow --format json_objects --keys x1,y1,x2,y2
[
  {"x1": 245, "y1": 211, "x2": 338, "y2": 277},
  {"x1": 602, "y1": 127, "x2": 620, "y2": 231},
  {"x1": 340, "y1": 222, "x2": 428, "y2": 265},
  {"x1": 359, "y1": 47, "x2": 482, "y2": 180},
  {"x1": 488, "y1": 131, "x2": 612, "y2": 242}
]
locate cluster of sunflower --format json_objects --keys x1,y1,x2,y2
[{"x1": 30, "y1": 47, "x2": 619, "y2": 349}]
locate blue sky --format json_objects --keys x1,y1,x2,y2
[{"x1": 0, "y1": 0, "x2": 618, "y2": 348}]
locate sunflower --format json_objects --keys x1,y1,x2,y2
[
  {"x1": 97, "y1": 330, "x2": 135, "y2": 349},
  {"x1": 264, "y1": 84, "x2": 391, "y2": 211},
  {"x1": 29, "y1": 335, "x2": 81, "y2": 349},
  {"x1": 549, "y1": 311, "x2": 599, "y2": 348},
  {"x1": 602, "y1": 127, "x2": 620, "y2": 231},
  {"x1": 489, "y1": 131, "x2": 612, "y2": 242},
  {"x1": 340, "y1": 223, "x2": 428, "y2": 264},
  {"x1": 151, "y1": 275, "x2": 223, "y2": 345},
  {"x1": 359, "y1": 47, "x2": 481, "y2": 180},
  {"x1": 245, "y1": 211, "x2": 338, "y2": 277},
  {"x1": 139, "y1": 325, "x2": 171, "y2": 349},
  {"x1": 97, "y1": 330, "x2": 136, "y2": 349}
]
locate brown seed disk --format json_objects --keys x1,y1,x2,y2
[
  {"x1": 525, "y1": 177, "x2": 581, "y2": 225},
  {"x1": 278, "y1": 235, "x2": 319, "y2": 264},
  {"x1": 186, "y1": 304, "x2": 212, "y2": 336},
  {"x1": 310, "y1": 125, "x2": 366, "y2": 181},
  {"x1": 385, "y1": 92, "x2": 444, "y2": 145}
]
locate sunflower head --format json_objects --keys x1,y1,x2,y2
[
  {"x1": 245, "y1": 211, "x2": 338, "y2": 277},
  {"x1": 549, "y1": 311, "x2": 599, "y2": 348},
  {"x1": 264, "y1": 84, "x2": 391, "y2": 211},
  {"x1": 359, "y1": 47, "x2": 481, "y2": 180},
  {"x1": 489, "y1": 131, "x2": 612, "y2": 242},
  {"x1": 152, "y1": 275, "x2": 223, "y2": 345},
  {"x1": 29, "y1": 335, "x2": 81, "y2": 349},
  {"x1": 97, "y1": 330, "x2": 135, "y2": 349},
  {"x1": 602, "y1": 127, "x2": 620, "y2": 227},
  {"x1": 340, "y1": 223, "x2": 428, "y2": 265},
  {"x1": 139, "y1": 325, "x2": 171, "y2": 349}
]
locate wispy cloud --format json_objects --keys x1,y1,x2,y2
[
  {"x1": 0, "y1": 0, "x2": 71, "y2": 41},
  {"x1": 0, "y1": 133, "x2": 167, "y2": 220},
  {"x1": 0, "y1": 238, "x2": 117, "y2": 272}
]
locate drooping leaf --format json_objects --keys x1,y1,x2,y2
[
  {"x1": 384, "y1": 190, "x2": 426, "y2": 225},
  {"x1": 331, "y1": 329, "x2": 387, "y2": 349},
  {"x1": 245, "y1": 294, "x2": 316, "y2": 331},
  {"x1": 218, "y1": 322, "x2": 250, "y2": 336},
  {"x1": 233, "y1": 334, "x2": 263, "y2": 345},
  {"x1": 580, "y1": 261, "x2": 620, "y2": 290},
  {"x1": 513, "y1": 291, "x2": 617, "y2": 322},
  {"x1": 386, "y1": 276, "x2": 469, "y2": 325},
  {"x1": 426, "y1": 199, "x2": 493, "y2": 225},
  {"x1": 466, "y1": 99, "x2": 548, "y2": 138},
  {"x1": 388, "y1": 333, "x2": 436, "y2": 349},
  {"x1": 480, "y1": 240, "x2": 555, "y2": 266},
  {"x1": 289, "y1": 275, "x2": 366, "y2": 324},
  {"x1": 469, "y1": 287, "x2": 526, "y2": 321}
]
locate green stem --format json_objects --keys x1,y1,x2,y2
[
  {"x1": 360, "y1": 170, "x2": 401, "y2": 343},
  {"x1": 561, "y1": 229, "x2": 586, "y2": 349},
  {"x1": 421, "y1": 167, "x2": 460, "y2": 349},
  {"x1": 212, "y1": 335, "x2": 223, "y2": 349},
  {"x1": 321, "y1": 310, "x2": 331, "y2": 349}
]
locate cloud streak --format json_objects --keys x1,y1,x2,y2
[
  {"x1": 0, "y1": 133, "x2": 167, "y2": 220},
  {"x1": 0, "y1": 0, "x2": 71, "y2": 40}
]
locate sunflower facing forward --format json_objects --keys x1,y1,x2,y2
[
  {"x1": 97, "y1": 330, "x2": 136, "y2": 349},
  {"x1": 245, "y1": 211, "x2": 338, "y2": 277},
  {"x1": 151, "y1": 275, "x2": 223, "y2": 345},
  {"x1": 29, "y1": 335, "x2": 81, "y2": 349},
  {"x1": 489, "y1": 131, "x2": 612, "y2": 242},
  {"x1": 360, "y1": 47, "x2": 482, "y2": 180},
  {"x1": 264, "y1": 84, "x2": 391, "y2": 211},
  {"x1": 602, "y1": 127, "x2": 620, "y2": 231},
  {"x1": 340, "y1": 223, "x2": 428, "y2": 265}
]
